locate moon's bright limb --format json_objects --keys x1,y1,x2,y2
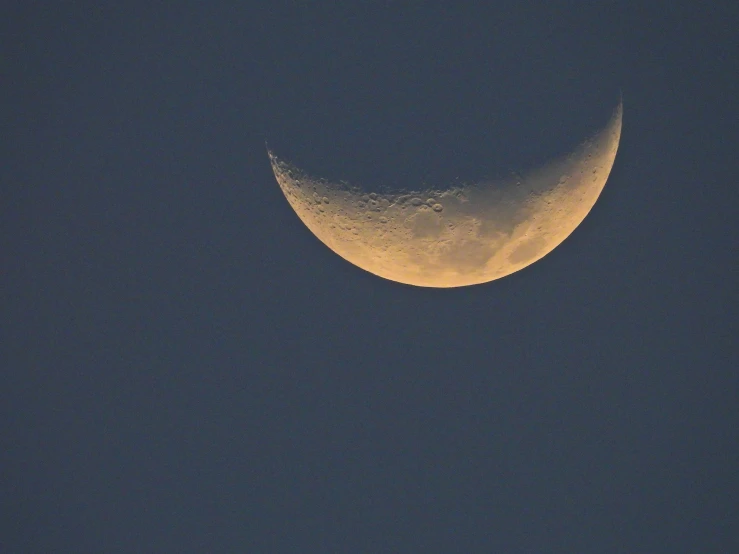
[{"x1": 270, "y1": 101, "x2": 622, "y2": 288}]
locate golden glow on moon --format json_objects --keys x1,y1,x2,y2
[{"x1": 270, "y1": 101, "x2": 622, "y2": 288}]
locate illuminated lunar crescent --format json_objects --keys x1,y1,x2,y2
[{"x1": 270, "y1": 101, "x2": 622, "y2": 288}]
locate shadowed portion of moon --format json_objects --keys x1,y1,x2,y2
[{"x1": 270, "y1": 101, "x2": 622, "y2": 287}]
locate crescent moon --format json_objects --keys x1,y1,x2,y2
[{"x1": 270, "y1": 101, "x2": 622, "y2": 288}]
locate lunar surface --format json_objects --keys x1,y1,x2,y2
[{"x1": 270, "y1": 101, "x2": 622, "y2": 287}]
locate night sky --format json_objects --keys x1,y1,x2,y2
[{"x1": 4, "y1": 2, "x2": 738, "y2": 552}]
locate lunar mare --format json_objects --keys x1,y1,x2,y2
[{"x1": 270, "y1": 102, "x2": 622, "y2": 287}]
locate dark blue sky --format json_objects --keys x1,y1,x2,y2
[{"x1": 4, "y1": 2, "x2": 737, "y2": 552}]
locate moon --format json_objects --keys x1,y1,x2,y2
[{"x1": 270, "y1": 101, "x2": 622, "y2": 288}]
